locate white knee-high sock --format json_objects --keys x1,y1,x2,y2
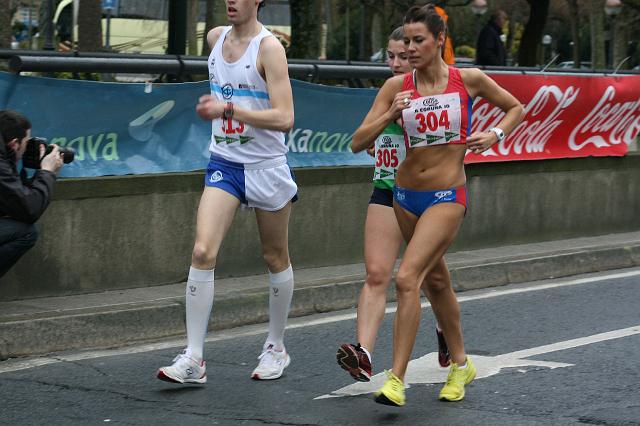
[
  {"x1": 266, "y1": 264, "x2": 294, "y2": 351},
  {"x1": 185, "y1": 266, "x2": 215, "y2": 361}
]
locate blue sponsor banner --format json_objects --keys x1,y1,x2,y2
[{"x1": 0, "y1": 72, "x2": 376, "y2": 177}]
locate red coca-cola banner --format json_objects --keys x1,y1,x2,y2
[{"x1": 465, "y1": 74, "x2": 640, "y2": 163}]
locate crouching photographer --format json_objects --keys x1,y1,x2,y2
[{"x1": 0, "y1": 110, "x2": 68, "y2": 278}]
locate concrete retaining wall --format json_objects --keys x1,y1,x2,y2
[{"x1": 2, "y1": 154, "x2": 639, "y2": 301}]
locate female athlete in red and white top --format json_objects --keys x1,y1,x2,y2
[{"x1": 359, "y1": 4, "x2": 523, "y2": 406}]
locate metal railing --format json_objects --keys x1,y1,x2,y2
[
  {"x1": 2, "y1": 49, "x2": 638, "y2": 85},
  {"x1": 4, "y1": 52, "x2": 396, "y2": 83}
]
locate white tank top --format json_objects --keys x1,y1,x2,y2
[{"x1": 207, "y1": 25, "x2": 287, "y2": 164}]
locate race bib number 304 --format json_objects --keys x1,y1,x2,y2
[{"x1": 402, "y1": 93, "x2": 462, "y2": 148}]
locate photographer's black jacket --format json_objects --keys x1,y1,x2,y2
[{"x1": 0, "y1": 141, "x2": 56, "y2": 224}]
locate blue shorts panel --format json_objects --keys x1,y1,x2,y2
[
  {"x1": 204, "y1": 155, "x2": 247, "y2": 204},
  {"x1": 393, "y1": 185, "x2": 467, "y2": 217},
  {"x1": 369, "y1": 187, "x2": 393, "y2": 207}
]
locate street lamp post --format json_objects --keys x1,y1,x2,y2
[
  {"x1": 470, "y1": 0, "x2": 488, "y2": 41},
  {"x1": 604, "y1": 0, "x2": 623, "y2": 69}
]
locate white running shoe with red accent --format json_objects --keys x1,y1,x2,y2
[
  {"x1": 157, "y1": 351, "x2": 206, "y2": 384},
  {"x1": 251, "y1": 344, "x2": 290, "y2": 380}
]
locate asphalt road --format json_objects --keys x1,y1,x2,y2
[{"x1": 1, "y1": 268, "x2": 639, "y2": 426}]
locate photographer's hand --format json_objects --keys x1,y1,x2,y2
[{"x1": 40, "y1": 145, "x2": 64, "y2": 175}]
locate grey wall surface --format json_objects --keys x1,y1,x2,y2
[{"x1": 1, "y1": 154, "x2": 639, "y2": 301}]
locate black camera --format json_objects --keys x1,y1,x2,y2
[{"x1": 22, "y1": 137, "x2": 75, "y2": 169}]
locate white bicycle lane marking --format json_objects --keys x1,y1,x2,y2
[
  {"x1": 0, "y1": 269, "x2": 638, "y2": 375},
  {"x1": 316, "y1": 325, "x2": 640, "y2": 399}
]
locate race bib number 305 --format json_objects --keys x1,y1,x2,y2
[
  {"x1": 374, "y1": 133, "x2": 406, "y2": 181},
  {"x1": 402, "y1": 93, "x2": 462, "y2": 148}
]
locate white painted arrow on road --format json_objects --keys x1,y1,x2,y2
[{"x1": 316, "y1": 325, "x2": 640, "y2": 400}]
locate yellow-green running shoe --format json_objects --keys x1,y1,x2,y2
[
  {"x1": 439, "y1": 356, "x2": 476, "y2": 401},
  {"x1": 374, "y1": 370, "x2": 406, "y2": 407}
]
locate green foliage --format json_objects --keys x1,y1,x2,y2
[
  {"x1": 510, "y1": 22, "x2": 525, "y2": 62},
  {"x1": 326, "y1": 2, "x2": 363, "y2": 60},
  {"x1": 38, "y1": 72, "x2": 103, "y2": 81},
  {"x1": 454, "y1": 44, "x2": 475, "y2": 58}
]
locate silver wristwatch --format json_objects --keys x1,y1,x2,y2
[{"x1": 489, "y1": 127, "x2": 505, "y2": 143}]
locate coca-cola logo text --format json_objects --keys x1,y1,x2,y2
[
  {"x1": 471, "y1": 85, "x2": 578, "y2": 157},
  {"x1": 569, "y1": 86, "x2": 640, "y2": 150}
]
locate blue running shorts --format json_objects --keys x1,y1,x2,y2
[
  {"x1": 205, "y1": 155, "x2": 298, "y2": 211},
  {"x1": 393, "y1": 185, "x2": 467, "y2": 217}
]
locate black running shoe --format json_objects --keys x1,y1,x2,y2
[{"x1": 336, "y1": 343, "x2": 372, "y2": 382}]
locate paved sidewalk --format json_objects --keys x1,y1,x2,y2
[{"x1": 1, "y1": 231, "x2": 639, "y2": 360}]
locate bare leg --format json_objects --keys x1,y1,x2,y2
[
  {"x1": 391, "y1": 202, "x2": 465, "y2": 380},
  {"x1": 187, "y1": 188, "x2": 240, "y2": 359},
  {"x1": 157, "y1": 187, "x2": 240, "y2": 383},
  {"x1": 255, "y1": 202, "x2": 292, "y2": 273},
  {"x1": 191, "y1": 187, "x2": 240, "y2": 269},
  {"x1": 422, "y1": 258, "x2": 465, "y2": 364},
  {"x1": 357, "y1": 203, "x2": 404, "y2": 353}
]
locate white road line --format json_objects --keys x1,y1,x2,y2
[
  {"x1": 317, "y1": 324, "x2": 640, "y2": 399},
  {"x1": 0, "y1": 269, "x2": 638, "y2": 375},
  {"x1": 503, "y1": 325, "x2": 640, "y2": 359}
]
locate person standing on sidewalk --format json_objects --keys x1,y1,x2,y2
[
  {"x1": 475, "y1": 10, "x2": 508, "y2": 66},
  {"x1": 336, "y1": 26, "x2": 452, "y2": 384},
  {"x1": 358, "y1": 5, "x2": 523, "y2": 406},
  {"x1": 157, "y1": 0, "x2": 297, "y2": 384}
]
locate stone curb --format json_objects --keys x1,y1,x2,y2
[{"x1": 1, "y1": 243, "x2": 639, "y2": 360}]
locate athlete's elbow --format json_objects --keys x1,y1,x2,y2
[
  {"x1": 278, "y1": 113, "x2": 294, "y2": 132},
  {"x1": 514, "y1": 103, "x2": 525, "y2": 123},
  {"x1": 350, "y1": 132, "x2": 367, "y2": 153}
]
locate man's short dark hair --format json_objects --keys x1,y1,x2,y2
[
  {"x1": 491, "y1": 10, "x2": 507, "y2": 22},
  {"x1": 0, "y1": 110, "x2": 31, "y2": 145},
  {"x1": 258, "y1": 0, "x2": 266, "y2": 10}
]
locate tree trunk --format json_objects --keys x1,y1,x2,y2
[
  {"x1": 318, "y1": 0, "x2": 332, "y2": 59},
  {"x1": 357, "y1": 2, "x2": 373, "y2": 61},
  {"x1": 186, "y1": 0, "x2": 199, "y2": 56},
  {"x1": 0, "y1": 0, "x2": 13, "y2": 48},
  {"x1": 289, "y1": 0, "x2": 321, "y2": 59},
  {"x1": 588, "y1": 0, "x2": 605, "y2": 69},
  {"x1": 566, "y1": 0, "x2": 581, "y2": 68},
  {"x1": 383, "y1": 0, "x2": 395, "y2": 36},
  {"x1": 345, "y1": 0, "x2": 350, "y2": 61},
  {"x1": 371, "y1": 10, "x2": 382, "y2": 55},
  {"x1": 517, "y1": 0, "x2": 550, "y2": 66},
  {"x1": 201, "y1": 0, "x2": 216, "y2": 55},
  {"x1": 506, "y1": 13, "x2": 516, "y2": 65},
  {"x1": 612, "y1": 9, "x2": 628, "y2": 69},
  {"x1": 78, "y1": 0, "x2": 103, "y2": 52}
]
